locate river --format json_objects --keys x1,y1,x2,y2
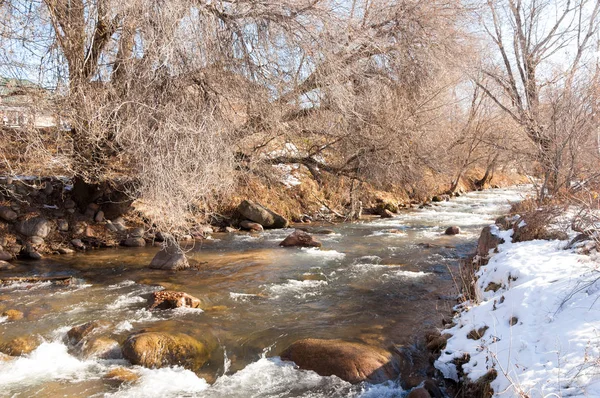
[{"x1": 0, "y1": 187, "x2": 529, "y2": 397}]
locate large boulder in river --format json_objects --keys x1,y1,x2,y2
[
  {"x1": 15, "y1": 217, "x2": 52, "y2": 238},
  {"x1": 280, "y1": 338, "x2": 403, "y2": 384},
  {"x1": 147, "y1": 290, "x2": 202, "y2": 310},
  {"x1": 149, "y1": 242, "x2": 189, "y2": 271},
  {"x1": 279, "y1": 230, "x2": 322, "y2": 248},
  {"x1": 237, "y1": 200, "x2": 289, "y2": 229},
  {"x1": 122, "y1": 332, "x2": 210, "y2": 371}
]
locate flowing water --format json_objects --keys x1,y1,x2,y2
[{"x1": 0, "y1": 187, "x2": 530, "y2": 397}]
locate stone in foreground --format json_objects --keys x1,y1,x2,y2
[
  {"x1": 122, "y1": 332, "x2": 209, "y2": 372},
  {"x1": 280, "y1": 338, "x2": 402, "y2": 384},
  {"x1": 279, "y1": 230, "x2": 322, "y2": 248}
]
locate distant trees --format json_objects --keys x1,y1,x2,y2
[{"x1": 474, "y1": 0, "x2": 600, "y2": 198}]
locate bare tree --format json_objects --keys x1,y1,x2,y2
[{"x1": 473, "y1": 0, "x2": 600, "y2": 197}]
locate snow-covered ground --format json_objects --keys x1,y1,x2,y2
[{"x1": 436, "y1": 225, "x2": 600, "y2": 397}]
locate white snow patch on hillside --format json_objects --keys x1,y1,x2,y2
[{"x1": 436, "y1": 227, "x2": 600, "y2": 397}]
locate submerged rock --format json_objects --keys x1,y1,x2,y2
[
  {"x1": 81, "y1": 336, "x2": 121, "y2": 359},
  {"x1": 237, "y1": 200, "x2": 289, "y2": 229},
  {"x1": 279, "y1": 230, "x2": 322, "y2": 248},
  {"x1": 280, "y1": 338, "x2": 403, "y2": 384},
  {"x1": 0, "y1": 260, "x2": 15, "y2": 270},
  {"x1": 122, "y1": 332, "x2": 210, "y2": 371},
  {"x1": 149, "y1": 242, "x2": 189, "y2": 271},
  {"x1": 67, "y1": 320, "x2": 112, "y2": 345},
  {"x1": 0, "y1": 335, "x2": 41, "y2": 356},
  {"x1": 103, "y1": 367, "x2": 139, "y2": 386},
  {"x1": 2, "y1": 309, "x2": 23, "y2": 321},
  {"x1": 444, "y1": 226, "x2": 460, "y2": 235},
  {"x1": 147, "y1": 290, "x2": 202, "y2": 310}
]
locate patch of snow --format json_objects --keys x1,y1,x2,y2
[{"x1": 436, "y1": 224, "x2": 600, "y2": 397}]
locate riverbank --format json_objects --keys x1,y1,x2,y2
[
  {"x1": 436, "y1": 211, "x2": 600, "y2": 397},
  {"x1": 0, "y1": 170, "x2": 527, "y2": 264}
]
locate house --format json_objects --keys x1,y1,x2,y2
[{"x1": 0, "y1": 78, "x2": 57, "y2": 128}]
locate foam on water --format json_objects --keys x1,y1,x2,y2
[
  {"x1": 0, "y1": 342, "x2": 101, "y2": 389},
  {"x1": 298, "y1": 247, "x2": 346, "y2": 261},
  {"x1": 106, "y1": 294, "x2": 146, "y2": 310},
  {"x1": 201, "y1": 357, "x2": 355, "y2": 398},
  {"x1": 267, "y1": 279, "x2": 328, "y2": 299},
  {"x1": 107, "y1": 280, "x2": 137, "y2": 290},
  {"x1": 107, "y1": 367, "x2": 210, "y2": 398},
  {"x1": 229, "y1": 292, "x2": 263, "y2": 301}
]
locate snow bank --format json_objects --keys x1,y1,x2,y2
[{"x1": 435, "y1": 227, "x2": 600, "y2": 397}]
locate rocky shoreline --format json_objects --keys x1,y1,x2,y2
[{"x1": 0, "y1": 175, "x2": 503, "y2": 269}]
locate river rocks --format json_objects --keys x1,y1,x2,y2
[
  {"x1": 71, "y1": 221, "x2": 87, "y2": 235},
  {"x1": 0, "y1": 251, "x2": 12, "y2": 261},
  {"x1": 57, "y1": 219, "x2": 69, "y2": 232},
  {"x1": 15, "y1": 217, "x2": 51, "y2": 238},
  {"x1": 0, "y1": 261, "x2": 15, "y2": 270},
  {"x1": 103, "y1": 367, "x2": 139, "y2": 386},
  {"x1": 3, "y1": 309, "x2": 24, "y2": 321},
  {"x1": 71, "y1": 238, "x2": 85, "y2": 249},
  {"x1": 279, "y1": 230, "x2": 322, "y2": 248},
  {"x1": 149, "y1": 242, "x2": 189, "y2": 271},
  {"x1": 58, "y1": 247, "x2": 75, "y2": 255},
  {"x1": 94, "y1": 210, "x2": 105, "y2": 223},
  {"x1": 378, "y1": 208, "x2": 394, "y2": 218},
  {"x1": 129, "y1": 227, "x2": 145, "y2": 238},
  {"x1": 147, "y1": 290, "x2": 202, "y2": 310},
  {"x1": 64, "y1": 199, "x2": 76, "y2": 210},
  {"x1": 122, "y1": 332, "x2": 210, "y2": 371},
  {"x1": 476, "y1": 226, "x2": 504, "y2": 259},
  {"x1": 280, "y1": 338, "x2": 402, "y2": 384},
  {"x1": 81, "y1": 336, "x2": 121, "y2": 359},
  {"x1": 121, "y1": 237, "x2": 146, "y2": 247},
  {"x1": 28, "y1": 236, "x2": 44, "y2": 245},
  {"x1": 240, "y1": 220, "x2": 264, "y2": 232},
  {"x1": 237, "y1": 200, "x2": 289, "y2": 229},
  {"x1": 112, "y1": 217, "x2": 127, "y2": 232},
  {"x1": 407, "y1": 388, "x2": 432, "y2": 398},
  {"x1": 0, "y1": 336, "x2": 41, "y2": 356},
  {"x1": 313, "y1": 229, "x2": 335, "y2": 235},
  {"x1": 67, "y1": 320, "x2": 112, "y2": 345},
  {"x1": 444, "y1": 226, "x2": 461, "y2": 235},
  {"x1": 0, "y1": 207, "x2": 17, "y2": 222}
]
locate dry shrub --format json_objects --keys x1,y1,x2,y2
[
  {"x1": 458, "y1": 369, "x2": 498, "y2": 398},
  {"x1": 509, "y1": 198, "x2": 567, "y2": 243}
]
